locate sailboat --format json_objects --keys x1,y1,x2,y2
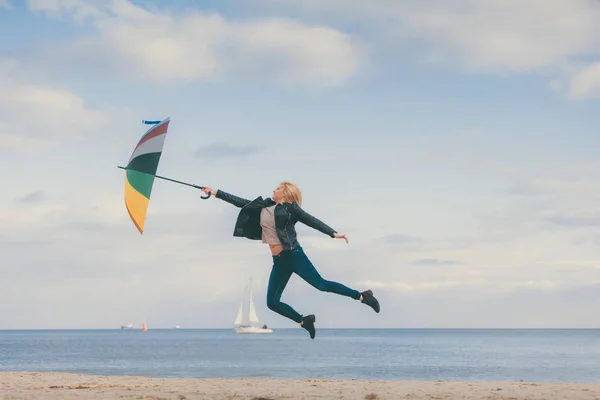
[{"x1": 234, "y1": 279, "x2": 272, "y2": 334}]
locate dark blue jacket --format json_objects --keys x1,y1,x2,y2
[{"x1": 215, "y1": 189, "x2": 337, "y2": 250}]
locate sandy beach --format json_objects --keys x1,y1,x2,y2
[{"x1": 1, "y1": 372, "x2": 599, "y2": 400}]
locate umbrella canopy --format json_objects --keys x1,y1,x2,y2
[
  {"x1": 123, "y1": 118, "x2": 170, "y2": 234},
  {"x1": 118, "y1": 118, "x2": 211, "y2": 235}
]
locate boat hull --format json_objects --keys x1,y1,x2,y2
[{"x1": 234, "y1": 326, "x2": 273, "y2": 334}]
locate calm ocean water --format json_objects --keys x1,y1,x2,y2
[{"x1": 1, "y1": 329, "x2": 599, "y2": 382}]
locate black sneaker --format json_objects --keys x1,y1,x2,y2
[
  {"x1": 301, "y1": 314, "x2": 316, "y2": 339},
  {"x1": 360, "y1": 290, "x2": 380, "y2": 313}
]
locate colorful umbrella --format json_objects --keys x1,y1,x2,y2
[{"x1": 118, "y1": 118, "x2": 210, "y2": 234}]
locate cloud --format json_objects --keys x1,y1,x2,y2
[
  {"x1": 396, "y1": 0, "x2": 600, "y2": 74},
  {"x1": 2, "y1": 183, "x2": 599, "y2": 328},
  {"x1": 544, "y1": 209, "x2": 600, "y2": 228},
  {"x1": 0, "y1": 59, "x2": 119, "y2": 153},
  {"x1": 28, "y1": 0, "x2": 363, "y2": 88},
  {"x1": 0, "y1": 190, "x2": 279, "y2": 329},
  {"x1": 0, "y1": 0, "x2": 12, "y2": 10},
  {"x1": 0, "y1": 130, "x2": 50, "y2": 153},
  {"x1": 506, "y1": 178, "x2": 600, "y2": 197},
  {"x1": 498, "y1": 176, "x2": 600, "y2": 234},
  {"x1": 195, "y1": 142, "x2": 261, "y2": 159},
  {"x1": 381, "y1": 234, "x2": 421, "y2": 244},
  {"x1": 277, "y1": 0, "x2": 600, "y2": 71},
  {"x1": 27, "y1": 0, "x2": 104, "y2": 21},
  {"x1": 568, "y1": 62, "x2": 600, "y2": 99},
  {"x1": 262, "y1": 0, "x2": 600, "y2": 98},
  {"x1": 15, "y1": 190, "x2": 45, "y2": 204},
  {"x1": 363, "y1": 279, "x2": 464, "y2": 292},
  {"x1": 362, "y1": 278, "x2": 559, "y2": 294},
  {"x1": 411, "y1": 258, "x2": 461, "y2": 266},
  {"x1": 1, "y1": 82, "x2": 105, "y2": 137}
]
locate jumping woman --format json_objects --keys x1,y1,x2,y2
[{"x1": 201, "y1": 182, "x2": 380, "y2": 339}]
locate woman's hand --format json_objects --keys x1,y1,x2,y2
[
  {"x1": 333, "y1": 232, "x2": 349, "y2": 243},
  {"x1": 202, "y1": 187, "x2": 216, "y2": 197}
]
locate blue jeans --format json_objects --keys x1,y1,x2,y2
[{"x1": 266, "y1": 246, "x2": 361, "y2": 323}]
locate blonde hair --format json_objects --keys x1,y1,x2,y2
[{"x1": 280, "y1": 181, "x2": 302, "y2": 206}]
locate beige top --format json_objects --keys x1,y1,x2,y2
[{"x1": 260, "y1": 205, "x2": 281, "y2": 244}]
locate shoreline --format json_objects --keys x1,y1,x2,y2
[{"x1": 2, "y1": 372, "x2": 600, "y2": 400}]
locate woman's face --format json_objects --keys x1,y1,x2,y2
[{"x1": 272, "y1": 184, "x2": 286, "y2": 203}]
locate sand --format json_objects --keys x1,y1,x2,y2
[{"x1": 1, "y1": 372, "x2": 600, "y2": 400}]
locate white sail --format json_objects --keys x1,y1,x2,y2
[
  {"x1": 234, "y1": 300, "x2": 243, "y2": 326},
  {"x1": 233, "y1": 277, "x2": 272, "y2": 334},
  {"x1": 248, "y1": 287, "x2": 259, "y2": 325}
]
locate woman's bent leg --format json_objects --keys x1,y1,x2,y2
[
  {"x1": 292, "y1": 248, "x2": 361, "y2": 300},
  {"x1": 266, "y1": 256, "x2": 303, "y2": 323}
]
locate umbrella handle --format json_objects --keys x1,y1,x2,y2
[{"x1": 197, "y1": 186, "x2": 211, "y2": 200}]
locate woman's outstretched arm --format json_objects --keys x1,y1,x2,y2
[
  {"x1": 202, "y1": 187, "x2": 251, "y2": 208},
  {"x1": 291, "y1": 202, "x2": 348, "y2": 242}
]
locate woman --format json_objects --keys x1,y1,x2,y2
[{"x1": 201, "y1": 181, "x2": 380, "y2": 339}]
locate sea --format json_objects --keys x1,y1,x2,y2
[{"x1": 1, "y1": 328, "x2": 599, "y2": 382}]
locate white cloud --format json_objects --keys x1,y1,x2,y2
[
  {"x1": 0, "y1": 0, "x2": 12, "y2": 9},
  {"x1": 362, "y1": 279, "x2": 465, "y2": 292},
  {"x1": 0, "y1": 59, "x2": 123, "y2": 153},
  {"x1": 27, "y1": 0, "x2": 104, "y2": 21},
  {"x1": 263, "y1": 0, "x2": 600, "y2": 97},
  {"x1": 0, "y1": 83, "x2": 106, "y2": 137},
  {"x1": 278, "y1": 0, "x2": 600, "y2": 70},
  {"x1": 393, "y1": 0, "x2": 600, "y2": 74},
  {"x1": 0, "y1": 192, "x2": 281, "y2": 328},
  {"x1": 568, "y1": 62, "x2": 600, "y2": 99},
  {"x1": 0, "y1": 129, "x2": 50, "y2": 153},
  {"x1": 362, "y1": 279, "x2": 559, "y2": 294},
  {"x1": 29, "y1": 0, "x2": 363, "y2": 88}
]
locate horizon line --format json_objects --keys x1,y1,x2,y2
[{"x1": 1, "y1": 327, "x2": 600, "y2": 331}]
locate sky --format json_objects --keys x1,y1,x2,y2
[{"x1": 1, "y1": 0, "x2": 600, "y2": 330}]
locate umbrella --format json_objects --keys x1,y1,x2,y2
[{"x1": 118, "y1": 117, "x2": 210, "y2": 234}]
